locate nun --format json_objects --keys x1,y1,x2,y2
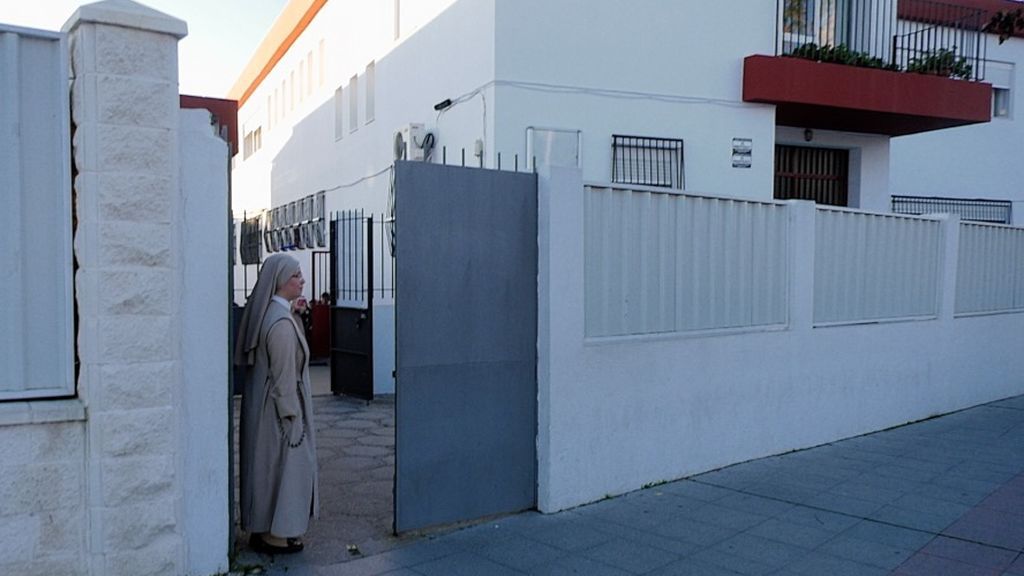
[{"x1": 234, "y1": 253, "x2": 319, "y2": 554}]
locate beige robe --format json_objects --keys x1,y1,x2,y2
[{"x1": 239, "y1": 300, "x2": 319, "y2": 537}]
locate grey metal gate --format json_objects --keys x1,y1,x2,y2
[{"x1": 394, "y1": 161, "x2": 538, "y2": 533}]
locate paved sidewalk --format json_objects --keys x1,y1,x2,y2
[{"x1": 240, "y1": 394, "x2": 1024, "y2": 576}]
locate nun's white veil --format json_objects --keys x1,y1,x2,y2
[{"x1": 233, "y1": 253, "x2": 301, "y2": 367}]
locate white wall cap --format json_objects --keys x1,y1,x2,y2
[{"x1": 62, "y1": 0, "x2": 187, "y2": 39}]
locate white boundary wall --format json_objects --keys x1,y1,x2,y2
[
  {"x1": 179, "y1": 108, "x2": 230, "y2": 575},
  {"x1": 538, "y1": 166, "x2": 1024, "y2": 513},
  {"x1": 0, "y1": 3, "x2": 229, "y2": 575}
]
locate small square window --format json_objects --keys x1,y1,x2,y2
[{"x1": 993, "y1": 87, "x2": 1011, "y2": 118}]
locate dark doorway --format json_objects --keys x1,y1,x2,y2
[{"x1": 774, "y1": 145, "x2": 849, "y2": 206}]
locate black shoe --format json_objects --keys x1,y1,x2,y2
[{"x1": 249, "y1": 534, "x2": 304, "y2": 554}]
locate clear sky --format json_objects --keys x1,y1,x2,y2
[{"x1": 2, "y1": 0, "x2": 289, "y2": 97}]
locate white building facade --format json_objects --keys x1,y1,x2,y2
[
  {"x1": 231, "y1": 0, "x2": 1021, "y2": 268},
  {"x1": 230, "y1": 0, "x2": 1022, "y2": 396}
]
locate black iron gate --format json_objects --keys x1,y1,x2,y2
[
  {"x1": 328, "y1": 210, "x2": 395, "y2": 400},
  {"x1": 329, "y1": 211, "x2": 374, "y2": 399},
  {"x1": 311, "y1": 250, "x2": 330, "y2": 301}
]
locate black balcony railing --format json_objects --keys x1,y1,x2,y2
[
  {"x1": 779, "y1": 0, "x2": 897, "y2": 66},
  {"x1": 893, "y1": 0, "x2": 987, "y2": 81},
  {"x1": 891, "y1": 195, "x2": 1012, "y2": 224},
  {"x1": 777, "y1": 0, "x2": 987, "y2": 81}
]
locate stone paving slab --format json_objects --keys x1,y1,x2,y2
[{"x1": 235, "y1": 393, "x2": 1024, "y2": 575}]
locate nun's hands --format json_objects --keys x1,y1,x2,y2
[{"x1": 282, "y1": 414, "x2": 303, "y2": 445}]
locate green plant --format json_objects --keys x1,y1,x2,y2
[
  {"x1": 986, "y1": 8, "x2": 1024, "y2": 45},
  {"x1": 787, "y1": 43, "x2": 893, "y2": 71},
  {"x1": 907, "y1": 48, "x2": 973, "y2": 80}
]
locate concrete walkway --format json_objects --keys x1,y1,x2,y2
[{"x1": 237, "y1": 393, "x2": 1024, "y2": 576}]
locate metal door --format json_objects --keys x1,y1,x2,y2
[
  {"x1": 774, "y1": 145, "x2": 850, "y2": 206},
  {"x1": 394, "y1": 161, "x2": 538, "y2": 533},
  {"x1": 329, "y1": 211, "x2": 374, "y2": 400}
]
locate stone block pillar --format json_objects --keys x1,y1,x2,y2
[{"x1": 63, "y1": 2, "x2": 189, "y2": 575}]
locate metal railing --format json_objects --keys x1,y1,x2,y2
[
  {"x1": 776, "y1": 0, "x2": 987, "y2": 81},
  {"x1": 893, "y1": 0, "x2": 987, "y2": 81},
  {"x1": 779, "y1": 0, "x2": 896, "y2": 65},
  {"x1": 330, "y1": 210, "x2": 395, "y2": 307},
  {"x1": 891, "y1": 195, "x2": 1012, "y2": 224}
]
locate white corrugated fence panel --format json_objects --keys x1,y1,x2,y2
[
  {"x1": 0, "y1": 25, "x2": 72, "y2": 400},
  {"x1": 956, "y1": 223, "x2": 1024, "y2": 315},
  {"x1": 814, "y1": 208, "x2": 941, "y2": 325},
  {"x1": 585, "y1": 186, "x2": 788, "y2": 338}
]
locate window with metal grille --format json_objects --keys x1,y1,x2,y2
[
  {"x1": 611, "y1": 135, "x2": 685, "y2": 189},
  {"x1": 891, "y1": 195, "x2": 1012, "y2": 224},
  {"x1": 774, "y1": 145, "x2": 849, "y2": 206},
  {"x1": 239, "y1": 214, "x2": 263, "y2": 265}
]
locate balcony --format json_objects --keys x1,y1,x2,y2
[{"x1": 743, "y1": 0, "x2": 993, "y2": 136}]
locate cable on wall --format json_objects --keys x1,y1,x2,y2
[
  {"x1": 437, "y1": 79, "x2": 751, "y2": 118},
  {"x1": 319, "y1": 165, "x2": 393, "y2": 194}
]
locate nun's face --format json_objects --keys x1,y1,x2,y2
[{"x1": 277, "y1": 270, "x2": 305, "y2": 301}]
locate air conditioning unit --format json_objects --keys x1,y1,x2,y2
[{"x1": 393, "y1": 123, "x2": 427, "y2": 161}]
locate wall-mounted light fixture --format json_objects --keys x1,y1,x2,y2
[{"x1": 803, "y1": 128, "x2": 814, "y2": 142}]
